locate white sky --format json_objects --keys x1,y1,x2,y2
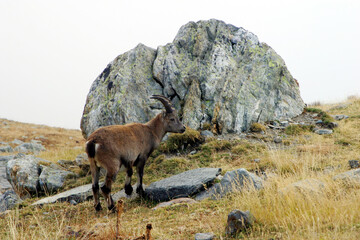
[{"x1": 0, "y1": 0, "x2": 359, "y2": 130}]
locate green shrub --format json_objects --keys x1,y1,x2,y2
[
  {"x1": 250, "y1": 123, "x2": 266, "y2": 133},
  {"x1": 285, "y1": 124, "x2": 314, "y2": 135}
]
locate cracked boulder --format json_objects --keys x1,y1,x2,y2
[{"x1": 81, "y1": 19, "x2": 304, "y2": 137}]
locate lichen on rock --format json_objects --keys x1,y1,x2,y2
[{"x1": 81, "y1": 19, "x2": 304, "y2": 137}]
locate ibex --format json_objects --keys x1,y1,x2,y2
[{"x1": 85, "y1": 95, "x2": 186, "y2": 211}]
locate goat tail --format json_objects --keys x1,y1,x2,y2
[{"x1": 86, "y1": 140, "x2": 96, "y2": 158}]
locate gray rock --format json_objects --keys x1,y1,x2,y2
[
  {"x1": 75, "y1": 153, "x2": 90, "y2": 172},
  {"x1": 6, "y1": 154, "x2": 42, "y2": 195},
  {"x1": 273, "y1": 136, "x2": 282, "y2": 143},
  {"x1": 0, "y1": 144, "x2": 13, "y2": 153},
  {"x1": 153, "y1": 197, "x2": 197, "y2": 210},
  {"x1": 145, "y1": 168, "x2": 221, "y2": 202},
  {"x1": 332, "y1": 115, "x2": 349, "y2": 120},
  {"x1": 280, "y1": 121, "x2": 289, "y2": 127},
  {"x1": 11, "y1": 139, "x2": 24, "y2": 145},
  {"x1": 195, "y1": 168, "x2": 263, "y2": 200},
  {"x1": 39, "y1": 167, "x2": 74, "y2": 193},
  {"x1": 348, "y1": 160, "x2": 359, "y2": 169},
  {"x1": 333, "y1": 169, "x2": 360, "y2": 184},
  {"x1": 0, "y1": 189, "x2": 22, "y2": 212},
  {"x1": 32, "y1": 183, "x2": 94, "y2": 206},
  {"x1": 81, "y1": 19, "x2": 304, "y2": 137},
  {"x1": 314, "y1": 129, "x2": 333, "y2": 135},
  {"x1": 200, "y1": 130, "x2": 214, "y2": 137},
  {"x1": 14, "y1": 142, "x2": 46, "y2": 154},
  {"x1": 195, "y1": 232, "x2": 215, "y2": 240},
  {"x1": 80, "y1": 43, "x2": 162, "y2": 138},
  {"x1": 112, "y1": 184, "x2": 146, "y2": 202},
  {"x1": 225, "y1": 210, "x2": 255, "y2": 236},
  {"x1": 281, "y1": 178, "x2": 325, "y2": 195}
]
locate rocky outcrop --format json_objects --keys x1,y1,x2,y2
[
  {"x1": 6, "y1": 154, "x2": 73, "y2": 196},
  {"x1": 81, "y1": 19, "x2": 304, "y2": 138},
  {"x1": 195, "y1": 168, "x2": 264, "y2": 200},
  {"x1": 145, "y1": 168, "x2": 221, "y2": 201}
]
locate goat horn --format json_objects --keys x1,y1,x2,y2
[{"x1": 150, "y1": 95, "x2": 175, "y2": 113}]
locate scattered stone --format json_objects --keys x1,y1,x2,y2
[
  {"x1": 153, "y1": 198, "x2": 197, "y2": 210},
  {"x1": 190, "y1": 150, "x2": 197, "y2": 155},
  {"x1": 32, "y1": 183, "x2": 94, "y2": 206},
  {"x1": 225, "y1": 210, "x2": 255, "y2": 236},
  {"x1": 195, "y1": 168, "x2": 263, "y2": 200},
  {"x1": 280, "y1": 121, "x2": 289, "y2": 127},
  {"x1": 195, "y1": 232, "x2": 215, "y2": 240},
  {"x1": 75, "y1": 153, "x2": 90, "y2": 172},
  {"x1": 333, "y1": 169, "x2": 360, "y2": 185},
  {"x1": 6, "y1": 154, "x2": 42, "y2": 195},
  {"x1": 145, "y1": 168, "x2": 221, "y2": 202},
  {"x1": 273, "y1": 136, "x2": 282, "y2": 144},
  {"x1": 314, "y1": 129, "x2": 333, "y2": 135},
  {"x1": 200, "y1": 130, "x2": 214, "y2": 137},
  {"x1": 39, "y1": 167, "x2": 74, "y2": 193},
  {"x1": 281, "y1": 178, "x2": 325, "y2": 195},
  {"x1": 348, "y1": 160, "x2": 360, "y2": 169},
  {"x1": 69, "y1": 199, "x2": 78, "y2": 205},
  {"x1": 0, "y1": 144, "x2": 14, "y2": 153},
  {"x1": 332, "y1": 115, "x2": 349, "y2": 121},
  {"x1": 14, "y1": 142, "x2": 46, "y2": 154},
  {"x1": 11, "y1": 139, "x2": 24, "y2": 145},
  {"x1": 253, "y1": 159, "x2": 260, "y2": 163},
  {"x1": 0, "y1": 189, "x2": 22, "y2": 212}
]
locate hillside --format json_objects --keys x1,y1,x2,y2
[{"x1": 1, "y1": 97, "x2": 360, "y2": 239}]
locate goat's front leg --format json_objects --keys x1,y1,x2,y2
[
  {"x1": 124, "y1": 167, "x2": 133, "y2": 196},
  {"x1": 136, "y1": 161, "x2": 146, "y2": 197}
]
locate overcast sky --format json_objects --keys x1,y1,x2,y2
[{"x1": 0, "y1": 0, "x2": 359, "y2": 130}]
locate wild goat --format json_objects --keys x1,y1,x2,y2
[{"x1": 85, "y1": 95, "x2": 186, "y2": 211}]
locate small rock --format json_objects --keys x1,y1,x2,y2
[
  {"x1": 57, "y1": 159, "x2": 76, "y2": 167},
  {"x1": 200, "y1": 130, "x2": 214, "y2": 137},
  {"x1": 75, "y1": 153, "x2": 90, "y2": 172},
  {"x1": 281, "y1": 178, "x2": 325, "y2": 195},
  {"x1": 349, "y1": 160, "x2": 360, "y2": 169},
  {"x1": 0, "y1": 189, "x2": 22, "y2": 212},
  {"x1": 333, "y1": 169, "x2": 360, "y2": 185},
  {"x1": 153, "y1": 198, "x2": 197, "y2": 210},
  {"x1": 190, "y1": 150, "x2": 197, "y2": 155},
  {"x1": 280, "y1": 121, "x2": 289, "y2": 127},
  {"x1": 274, "y1": 136, "x2": 282, "y2": 144},
  {"x1": 14, "y1": 142, "x2": 46, "y2": 153},
  {"x1": 315, "y1": 129, "x2": 333, "y2": 135},
  {"x1": 225, "y1": 210, "x2": 255, "y2": 236},
  {"x1": 332, "y1": 115, "x2": 349, "y2": 120},
  {"x1": 253, "y1": 159, "x2": 260, "y2": 163},
  {"x1": 195, "y1": 232, "x2": 215, "y2": 240},
  {"x1": 11, "y1": 139, "x2": 24, "y2": 145},
  {"x1": 69, "y1": 199, "x2": 78, "y2": 205},
  {"x1": 315, "y1": 120, "x2": 323, "y2": 125},
  {"x1": 0, "y1": 144, "x2": 13, "y2": 153}
]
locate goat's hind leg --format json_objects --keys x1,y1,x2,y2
[
  {"x1": 101, "y1": 169, "x2": 118, "y2": 212},
  {"x1": 90, "y1": 160, "x2": 102, "y2": 211}
]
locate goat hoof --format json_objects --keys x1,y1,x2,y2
[
  {"x1": 108, "y1": 205, "x2": 117, "y2": 213},
  {"x1": 95, "y1": 203, "x2": 102, "y2": 212},
  {"x1": 136, "y1": 187, "x2": 146, "y2": 198},
  {"x1": 125, "y1": 184, "x2": 133, "y2": 196}
]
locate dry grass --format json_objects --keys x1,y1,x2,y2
[{"x1": 1, "y1": 98, "x2": 360, "y2": 239}]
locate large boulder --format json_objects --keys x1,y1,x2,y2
[
  {"x1": 81, "y1": 19, "x2": 304, "y2": 138},
  {"x1": 145, "y1": 168, "x2": 221, "y2": 202}
]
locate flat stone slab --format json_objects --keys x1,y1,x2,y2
[
  {"x1": 152, "y1": 197, "x2": 197, "y2": 210},
  {"x1": 32, "y1": 183, "x2": 93, "y2": 206},
  {"x1": 195, "y1": 168, "x2": 263, "y2": 200},
  {"x1": 145, "y1": 168, "x2": 221, "y2": 202}
]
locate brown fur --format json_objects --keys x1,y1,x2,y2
[{"x1": 85, "y1": 96, "x2": 185, "y2": 211}]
